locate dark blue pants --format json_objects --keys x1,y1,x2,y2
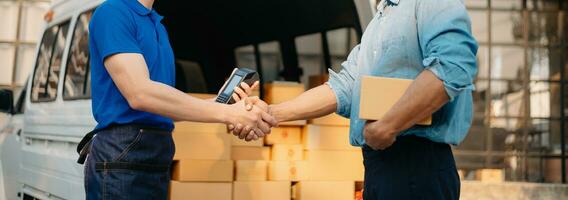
[
  {"x1": 362, "y1": 135, "x2": 460, "y2": 200},
  {"x1": 85, "y1": 125, "x2": 175, "y2": 200}
]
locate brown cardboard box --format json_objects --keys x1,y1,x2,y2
[
  {"x1": 268, "y1": 161, "x2": 309, "y2": 181},
  {"x1": 174, "y1": 121, "x2": 228, "y2": 134},
  {"x1": 169, "y1": 181, "x2": 232, "y2": 200},
  {"x1": 294, "y1": 181, "x2": 355, "y2": 200},
  {"x1": 475, "y1": 169, "x2": 504, "y2": 183},
  {"x1": 264, "y1": 82, "x2": 305, "y2": 104},
  {"x1": 309, "y1": 113, "x2": 350, "y2": 126},
  {"x1": 233, "y1": 181, "x2": 291, "y2": 200},
  {"x1": 271, "y1": 144, "x2": 303, "y2": 161},
  {"x1": 172, "y1": 160, "x2": 233, "y2": 182},
  {"x1": 359, "y1": 76, "x2": 431, "y2": 125},
  {"x1": 458, "y1": 169, "x2": 465, "y2": 180},
  {"x1": 173, "y1": 122, "x2": 231, "y2": 160},
  {"x1": 279, "y1": 120, "x2": 308, "y2": 126},
  {"x1": 232, "y1": 136, "x2": 264, "y2": 147},
  {"x1": 307, "y1": 74, "x2": 329, "y2": 89},
  {"x1": 302, "y1": 125, "x2": 358, "y2": 151},
  {"x1": 235, "y1": 160, "x2": 268, "y2": 181},
  {"x1": 231, "y1": 146, "x2": 270, "y2": 160},
  {"x1": 304, "y1": 150, "x2": 364, "y2": 181},
  {"x1": 265, "y1": 127, "x2": 302, "y2": 145}
]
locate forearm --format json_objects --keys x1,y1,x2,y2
[
  {"x1": 379, "y1": 70, "x2": 449, "y2": 133},
  {"x1": 270, "y1": 84, "x2": 337, "y2": 123},
  {"x1": 132, "y1": 80, "x2": 229, "y2": 123}
]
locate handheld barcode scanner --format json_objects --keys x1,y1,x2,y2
[{"x1": 216, "y1": 68, "x2": 259, "y2": 104}]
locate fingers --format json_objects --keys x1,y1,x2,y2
[
  {"x1": 232, "y1": 93, "x2": 241, "y2": 102},
  {"x1": 250, "y1": 81, "x2": 259, "y2": 92},
  {"x1": 239, "y1": 82, "x2": 252, "y2": 96},
  {"x1": 256, "y1": 121, "x2": 270, "y2": 137},
  {"x1": 243, "y1": 97, "x2": 259, "y2": 111},
  {"x1": 234, "y1": 86, "x2": 247, "y2": 100},
  {"x1": 258, "y1": 121, "x2": 270, "y2": 135},
  {"x1": 227, "y1": 124, "x2": 235, "y2": 133},
  {"x1": 253, "y1": 99, "x2": 268, "y2": 112},
  {"x1": 260, "y1": 110, "x2": 278, "y2": 127},
  {"x1": 245, "y1": 130, "x2": 262, "y2": 141},
  {"x1": 238, "y1": 126, "x2": 249, "y2": 139},
  {"x1": 363, "y1": 126, "x2": 396, "y2": 151},
  {"x1": 232, "y1": 124, "x2": 243, "y2": 137},
  {"x1": 245, "y1": 130, "x2": 255, "y2": 141},
  {"x1": 252, "y1": 128, "x2": 265, "y2": 139}
]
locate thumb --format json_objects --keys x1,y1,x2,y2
[
  {"x1": 244, "y1": 97, "x2": 253, "y2": 111},
  {"x1": 244, "y1": 96, "x2": 260, "y2": 111}
]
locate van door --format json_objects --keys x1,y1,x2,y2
[
  {"x1": 21, "y1": 20, "x2": 77, "y2": 200},
  {"x1": 0, "y1": 85, "x2": 26, "y2": 200}
]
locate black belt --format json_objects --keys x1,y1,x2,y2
[
  {"x1": 95, "y1": 162, "x2": 170, "y2": 172},
  {"x1": 76, "y1": 123, "x2": 169, "y2": 164}
]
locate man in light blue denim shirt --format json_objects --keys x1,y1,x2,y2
[{"x1": 268, "y1": 0, "x2": 477, "y2": 199}]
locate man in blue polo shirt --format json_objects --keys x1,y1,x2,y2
[{"x1": 86, "y1": 0, "x2": 276, "y2": 199}]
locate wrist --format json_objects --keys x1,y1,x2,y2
[
  {"x1": 218, "y1": 104, "x2": 233, "y2": 124},
  {"x1": 374, "y1": 120, "x2": 399, "y2": 137},
  {"x1": 269, "y1": 104, "x2": 287, "y2": 123}
]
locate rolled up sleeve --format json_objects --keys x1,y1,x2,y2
[
  {"x1": 326, "y1": 44, "x2": 361, "y2": 118},
  {"x1": 417, "y1": 0, "x2": 478, "y2": 101}
]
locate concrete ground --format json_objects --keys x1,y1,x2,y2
[{"x1": 461, "y1": 181, "x2": 568, "y2": 200}]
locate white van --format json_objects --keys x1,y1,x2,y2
[{"x1": 0, "y1": 0, "x2": 376, "y2": 199}]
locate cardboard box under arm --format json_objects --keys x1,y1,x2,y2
[{"x1": 359, "y1": 76, "x2": 431, "y2": 125}]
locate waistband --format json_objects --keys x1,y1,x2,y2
[
  {"x1": 94, "y1": 123, "x2": 171, "y2": 135},
  {"x1": 362, "y1": 135, "x2": 450, "y2": 152}
]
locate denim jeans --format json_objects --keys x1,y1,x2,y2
[
  {"x1": 362, "y1": 135, "x2": 460, "y2": 200},
  {"x1": 84, "y1": 124, "x2": 175, "y2": 200}
]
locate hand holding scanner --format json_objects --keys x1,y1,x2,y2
[{"x1": 216, "y1": 68, "x2": 259, "y2": 104}]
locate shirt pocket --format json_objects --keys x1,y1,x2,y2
[{"x1": 377, "y1": 36, "x2": 412, "y2": 74}]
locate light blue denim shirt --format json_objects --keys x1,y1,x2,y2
[{"x1": 327, "y1": 0, "x2": 478, "y2": 146}]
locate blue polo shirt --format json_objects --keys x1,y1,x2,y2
[{"x1": 89, "y1": 0, "x2": 175, "y2": 131}]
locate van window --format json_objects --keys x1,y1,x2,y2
[
  {"x1": 14, "y1": 83, "x2": 27, "y2": 114},
  {"x1": 234, "y1": 27, "x2": 357, "y2": 86},
  {"x1": 235, "y1": 42, "x2": 283, "y2": 84},
  {"x1": 31, "y1": 21, "x2": 70, "y2": 102},
  {"x1": 64, "y1": 10, "x2": 93, "y2": 99}
]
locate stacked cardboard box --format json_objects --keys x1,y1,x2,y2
[
  {"x1": 170, "y1": 121, "x2": 234, "y2": 200},
  {"x1": 264, "y1": 82, "x2": 307, "y2": 126},
  {"x1": 232, "y1": 126, "x2": 270, "y2": 183},
  {"x1": 231, "y1": 84, "x2": 296, "y2": 199},
  {"x1": 293, "y1": 181, "x2": 355, "y2": 200},
  {"x1": 169, "y1": 94, "x2": 232, "y2": 199},
  {"x1": 266, "y1": 113, "x2": 361, "y2": 199},
  {"x1": 298, "y1": 110, "x2": 361, "y2": 199},
  {"x1": 171, "y1": 90, "x2": 360, "y2": 200},
  {"x1": 264, "y1": 82, "x2": 360, "y2": 199}
]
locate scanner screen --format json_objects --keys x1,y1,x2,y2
[{"x1": 223, "y1": 75, "x2": 242, "y2": 95}]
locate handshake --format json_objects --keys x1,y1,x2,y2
[
  {"x1": 224, "y1": 96, "x2": 276, "y2": 142},
  {"x1": 221, "y1": 81, "x2": 277, "y2": 142}
]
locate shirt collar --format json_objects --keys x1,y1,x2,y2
[{"x1": 121, "y1": 0, "x2": 152, "y2": 16}]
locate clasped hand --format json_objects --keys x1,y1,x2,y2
[
  {"x1": 223, "y1": 81, "x2": 276, "y2": 141},
  {"x1": 226, "y1": 97, "x2": 276, "y2": 141}
]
